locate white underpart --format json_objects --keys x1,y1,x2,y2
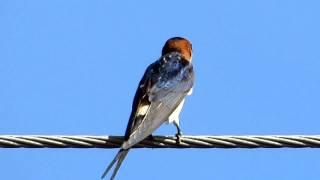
[
  {"x1": 167, "y1": 87, "x2": 193, "y2": 125},
  {"x1": 187, "y1": 87, "x2": 193, "y2": 95},
  {"x1": 167, "y1": 98, "x2": 185, "y2": 125}
]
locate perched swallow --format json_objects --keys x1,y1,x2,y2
[{"x1": 101, "y1": 37, "x2": 194, "y2": 180}]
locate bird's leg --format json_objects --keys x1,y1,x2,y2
[{"x1": 173, "y1": 121, "x2": 182, "y2": 144}]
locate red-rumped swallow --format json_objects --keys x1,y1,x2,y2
[{"x1": 101, "y1": 37, "x2": 194, "y2": 180}]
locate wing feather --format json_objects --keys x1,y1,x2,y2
[
  {"x1": 122, "y1": 92, "x2": 186, "y2": 149},
  {"x1": 122, "y1": 53, "x2": 194, "y2": 149}
]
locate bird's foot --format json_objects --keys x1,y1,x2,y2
[
  {"x1": 147, "y1": 134, "x2": 154, "y2": 141},
  {"x1": 175, "y1": 132, "x2": 182, "y2": 144}
]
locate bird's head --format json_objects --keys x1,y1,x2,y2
[{"x1": 162, "y1": 37, "x2": 193, "y2": 62}]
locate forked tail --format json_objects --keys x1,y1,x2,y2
[{"x1": 101, "y1": 149, "x2": 129, "y2": 180}]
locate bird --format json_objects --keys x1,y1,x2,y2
[{"x1": 101, "y1": 37, "x2": 194, "y2": 180}]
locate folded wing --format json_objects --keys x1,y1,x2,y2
[{"x1": 122, "y1": 53, "x2": 194, "y2": 149}]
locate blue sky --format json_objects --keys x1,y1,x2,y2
[{"x1": 1, "y1": 0, "x2": 320, "y2": 179}]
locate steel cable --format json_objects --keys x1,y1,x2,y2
[{"x1": 1, "y1": 135, "x2": 320, "y2": 148}]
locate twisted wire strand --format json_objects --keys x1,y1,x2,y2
[{"x1": 1, "y1": 135, "x2": 320, "y2": 148}]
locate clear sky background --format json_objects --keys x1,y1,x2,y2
[{"x1": 1, "y1": 0, "x2": 320, "y2": 179}]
